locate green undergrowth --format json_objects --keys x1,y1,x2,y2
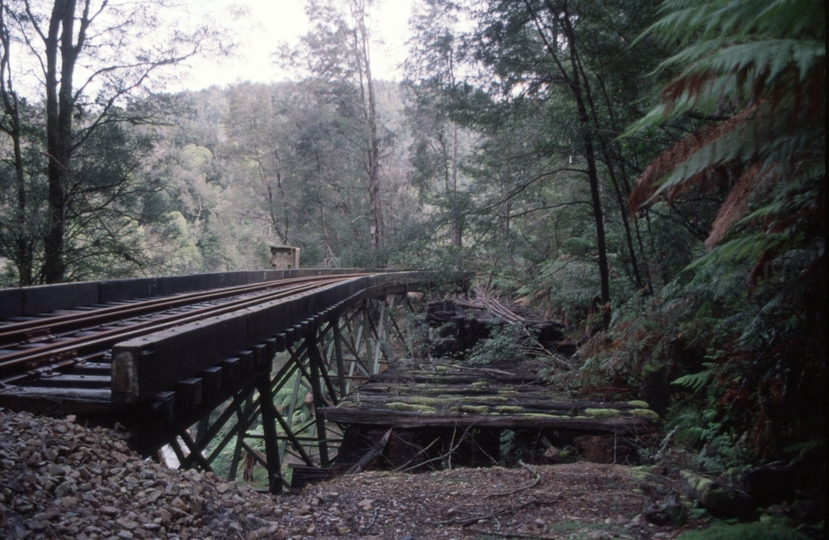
[{"x1": 676, "y1": 518, "x2": 811, "y2": 540}]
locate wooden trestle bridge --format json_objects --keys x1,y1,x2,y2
[
  {"x1": 0, "y1": 269, "x2": 655, "y2": 494},
  {"x1": 0, "y1": 269, "x2": 439, "y2": 493}
]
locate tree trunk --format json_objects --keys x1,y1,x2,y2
[
  {"x1": 0, "y1": 3, "x2": 34, "y2": 285},
  {"x1": 561, "y1": 12, "x2": 611, "y2": 329},
  {"x1": 353, "y1": 0, "x2": 382, "y2": 252},
  {"x1": 450, "y1": 123, "x2": 462, "y2": 248},
  {"x1": 526, "y1": 0, "x2": 612, "y2": 328},
  {"x1": 43, "y1": 0, "x2": 79, "y2": 283}
]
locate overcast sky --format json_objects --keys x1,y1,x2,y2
[{"x1": 176, "y1": 0, "x2": 416, "y2": 91}]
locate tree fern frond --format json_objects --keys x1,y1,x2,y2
[
  {"x1": 650, "y1": 0, "x2": 824, "y2": 44},
  {"x1": 627, "y1": 0, "x2": 824, "y2": 312},
  {"x1": 705, "y1": 162, "x2": 762, "y2": 247},
  {"x1": 687, "y1": 233, "x2": 768, "y2": 270},
  {"x1": 668, "y1": 39, "x2": 825, "y2": 84},
  {"x1": 672, "y1": 369, "x2": 712, "y2": 392},
  {"x1": 746, "y1": 0, "x2": 825, "y2": 39},
  {"x1": 629, "y1": 101, "x2": 763, "y2": 209}
]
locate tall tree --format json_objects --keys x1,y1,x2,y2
[
  {"x1": 289, "y1": 0, "x2": 385, "y2": 252},
  {"x1": 8, "y1": 0, "x2": 224, "y2": 282},
  {"x1": 0, "y1": 0, "x2": 37, "y2": 284},
  {"x1": 405, "y1": 0, "x2": 466, "y2": 248},
  {"x1": 407, "y1": 0, "x2": 663, "y2": 326}
]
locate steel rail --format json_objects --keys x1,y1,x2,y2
[
  {"x1": 0, "y1": 273, "x2": 369, "y2": 346},
  {"x1": 0, "y1": 276, "x2": 354, "y2": 375}
]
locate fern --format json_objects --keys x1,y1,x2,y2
[
  {"x1": 672, "y1": 366, "x2": 713, "y2": 392},
  {"x1": 625, "y1": 0, "x2": 825, "y2": 333}
]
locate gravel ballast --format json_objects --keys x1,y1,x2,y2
[{"x1": 0, "y1": 409, "x2": 690, "y2": 539}]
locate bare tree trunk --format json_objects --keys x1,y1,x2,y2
[
  {"x1": 351, "y1": 0, "x2": 382, "y2": 252},
  {"x1": 41, "y1": 0, "x2": 86, "y2": 283},
  {"x1": 527, "y1": 0, "x2": 611, "y2": 328},
  {"x1": 0, "y1": 1, "x2": 34, "y2": 285},
  {"x1": 562, "y1": 15, "x2": 611, "y2": 329},
  {"x1": 450, "y1": 123, "x2": 462, "y2": 248}
]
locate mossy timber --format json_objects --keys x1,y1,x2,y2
[
  {"x1": 316, "y1": 360, "x2": 658, "y2": 474},
  {"x1": 322, "y1": 358, "x2": 655, "y2": 435}
]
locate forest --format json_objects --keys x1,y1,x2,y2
[{"x1": 0, "y1": 0, "x2": 824, "y2": 516}]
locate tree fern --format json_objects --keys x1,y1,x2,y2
[
  {"x1": 626, "y1": 0, "x2": 824, "y2": 287},
  {"x1": 622, "y1": 0, "x2": 824, "y2": 462}
]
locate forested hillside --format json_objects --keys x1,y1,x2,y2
[{"x1": 0, "y1": 0, "x2": 824, "y2": 502}]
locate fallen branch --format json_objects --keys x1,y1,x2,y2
[
  {"x1": 405, "y1": 421, "x2": 479, "y2": 472},
  {"x1": 447, "y1": 364, "x2": 517, "y2": 377},
  {"x1": 346, "y1": 427, "x2": 393, "y2": 474},
  {"x1": 362, "y1": 507, "x2": 379, "y2": 532},
  {"x1": 394, "y1": 437, "x2": 440, "y2": 473},
  {"x1": 485, "y1": 461, "x2": 541, "y2": 499},
  {"x1": 463, "y1": 527, "x2": 559, "y2": 539},
  {"x1": 435, "y1": 495, "x2": 559, "y2": 527},
  {"x1": 434, "y1": 499, "x2": 537, "y2": 526}
]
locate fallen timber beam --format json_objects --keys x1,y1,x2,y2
[{"x1": 321, "y1": 408, "x2": 653, "y2": 433}]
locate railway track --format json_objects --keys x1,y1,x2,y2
[
  {"x1": 0, "y1": 270, "x2": 432, "y2": 420},
  {"x1": 0, "y1": 274, "x2": 363, "y2": 382}
]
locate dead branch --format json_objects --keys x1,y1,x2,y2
[
  {"x1": 522, "y1": 327, "x2": 574, "y2": 370},
  {"x1": 485, "y1": 461, "x2": 541, "y2": 499},
  {"x1": 399, "y1": 422, "x2": 477, "y2": 472},
  {"x1": 439, "y1": 362, "x2": 519, "y2": 377},
  {"x1": 434, "y1": 497, "x2": 555, "y2": 527},
  {"x1": 394, "y1": 437, "x2": 440, "y2": 472},
  {"x1": 362, "y1": 507, "x2": 378, "y2": 532},
  {"x1": 346, "y1": 427, "x2": 392, "y2": 474},
  {"x1": 463, "y1": 527, "x2": 559, "y2": 539}
]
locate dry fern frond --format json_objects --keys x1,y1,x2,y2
[
  {"x1": 629, "y1": 101, "x2": 761, "y2": 213},
  {"x1": 705, "y1": 162, "x2": 763, "y2": 248}
]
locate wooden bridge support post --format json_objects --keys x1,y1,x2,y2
[
  {"x1": 307, "y1": 335, "x2": 330, "y2": 467},
  {"x1": 387, "y1": 295, "x2": 413, "y2": 357},
  {"x1": 333, "y1": 318, "x2": 347, "y2": 397},
  {"x1": 256, "y1": 373, "x2": 282, "y2": 494},
  {"x1": 227, "y1": 393, "x2": 253, "y2": 481}
]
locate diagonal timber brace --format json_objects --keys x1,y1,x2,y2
[{"x1": 156, "y1": 290, "x2": 422, "y2": 493}]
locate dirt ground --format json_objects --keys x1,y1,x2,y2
[{"x1": 288, "y1": 461, "x2": 695, "y2": 539}]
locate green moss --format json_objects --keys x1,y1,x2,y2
[
  {"x1": 627, "y1": 400, "x2": 650, "y2": 409},
  {"x1": 584, "y1": 408, "x2": 621, "y2": 417},
  {"x1": 435, "y1": 365, "x2": 451, "y2": 372},
  {"x1": 471, "y1": 380, "x2": 489, "y2": 389},
  {"x1": 629, "y1": 408, "x2": 659, "y2": 420},
  {"x1": 460, "y1": 405, "x2": 489, "y2": 414},
  {"x1": 400, "y1": 396, "x2": 443, "y2": 407},
  {"x1": 495, "y1": 406, "x2": 524, "y2": 414},
  {"x1": 387, "y1": 402, "x2": 436, "y2": 413},
  {"x1": 525, "y1": 413, "x2": 565, "y2": 418},
  {"x1": 462, "y1": 395, "x2": 508, "y2": 403}
]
